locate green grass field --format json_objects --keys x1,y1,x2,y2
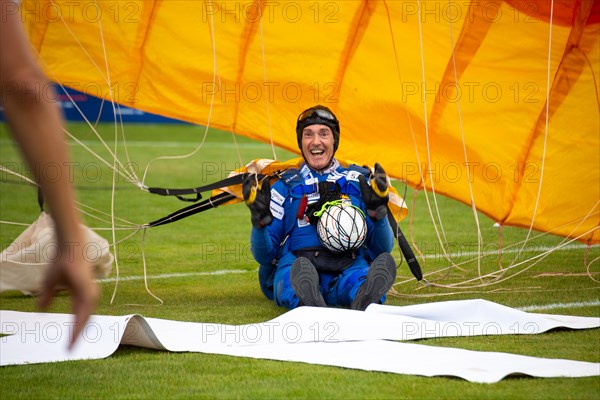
[{"x1": 1, "y1": 122, "x2": 599, "y2": 399}]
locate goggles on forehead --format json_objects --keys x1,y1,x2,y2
[{"x1": 297, "y1": 108, "x2": 338, "y2": 124}]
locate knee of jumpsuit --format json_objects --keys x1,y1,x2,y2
[
  {"x1": 325, "y1": 257, "x2": 386, "y2": 307},
  {"x1": 273, "y1": 253, "x2": 301, "y2": 309},
  {"x1": 258, "y1": 263, "x2": 276, "y2": 300}
]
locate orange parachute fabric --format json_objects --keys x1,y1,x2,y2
[{"x1": 20, "y1": 0, "x2": 599, "y2": 243}]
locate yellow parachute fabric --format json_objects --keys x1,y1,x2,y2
[
  {"x1": 213, "y1": 158, "x2": 409, "y2": 222},
  {"x1": 20, "y1": 0, "x2": 599, "y2": 243}
]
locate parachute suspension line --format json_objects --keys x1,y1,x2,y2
[
  {"x1": 76, "y1": 207, "x2": 138, "y2": 230},
  {"x1": 95, "y1": 0, "x2": 141, "y2": 187},
  {"x1": 415, "y1": 0, "x2": 456, "y2": 266},
  {"x1": 0, "y1": 165, "x2": 140, "y2": 230},
  {"x1": 93, "y1": 228, "x2": 143, "y2": 304},
  {"x1": 31, "y1": 52, "x2": 141, "y2": 185},
  {"x1": 393, "y1": 181, "x2": 409, "y2": 268},
  {"x1": 0, "y1": 157, "x2": 140, "y2": 230},
  {"x1": 383, "y1": 0, "x2": 423, "y2": 268},
  {"x1": 0, "y1": 165, "x2": 38, "y2": 187},
  {"x1": 382, "y1": 0, "x2": 423, "y2": 187},
  {"x1": 32, "y1": 52, "x2": 138, "y2": 183},
  {"x1": 497, "y1": 224, "x2": 505, "y2": 272},
  {"x1": 453, "y1": 229, "x2": 600, "y2": 289},
  {"x1": 383, "y1": 0, "x2": 429, "y2": 271},
  {"x1": 108, "y1": 231, "x2": 121, "y2": 303},
  {"x1": 393, "y1": 224, "x2": 600, "y2": 288},
  {"x1": 509, "y1": 0, "x2": 555, "y2": 266},
  {"x1": 416, "y1": 227, "x2": 598, "y2": 290},
  {"x1": 547, "y1": 201, "x2": 600, "y2": 267},
  {"x1": 61, "y1": 127, "x2": 140, "y2": 183},
  {"x1": 94, "y1": 97, "x2": 106, "y2": 128},
  {"x1": 42, "y1": 2, "x2": 140, "y2": 185},
  {"x1": 139, "y1": 0, "x2": 220, "y2": 188},
  {"x1": 257, "y1": 0, "x2": 278, "y2": 160},
  {"x1": 583, "y1": 55, "x2": 600, "y2": 111},
  {"x1": 93, "y1": 5, "x2": 128, "y2": 306},
  {"x1": 389, "y1": 285, "x2": 600, "y2": 300},
  {"x1": 545, "y1": 202, "x2": 600, "y2": 277},
  {"x1": 379, "y1": 2, "x2": 424, "y2": 282},
  {"x1": 202, "y1": 0, "x2": 243, "y2": 168},
  {"x1": 108, "y1": 142, "x2": 122, "y2": 305},
  {"x1": 55, "y1": 0, "x2": 138, "y2": 186},
  {"x1": 583, "y1": 244, "x2": 600, "y2": 283},
  {"x1": 383, "y1": 0, "x2": 441, "y2": 283},
  {"x1": 486, "y1": 2, "x2": 589, "y2": 281},
  {"x1": 572, "y1": 42, "x2": 599, "y2": 110},
  {"x1": 0, "y1": 221, "x2": 31, "y2": 227},
  {"x1": 75, "y1": 200, "x2": 141, "y2": 229},
  {"x1": 446, "y1": 0, "x2": 484, "y2": 282},
  {"x1": 48, "y1": 0, "x2": 107, "y2": 83},
  {"x1": 384, "y1": 0, "x2": 586, "y2": 291},
  {"x1": 116, "y1": 102, "x2": 141, "y2": 184},
  {"x1": 382, "y1": 0, "x2": 400, "y2": 75},
  {"x1": 140, "y1": 227, "x2": 164, "y2": 304},
  {"x1": 210, "y1": 15, "x2": 244, "y2": 168},
  {"x1": 218, "y1": 88, "x2": 246, "y2": 169},
  {"x1": 110, "y1": 0, "x2": 220, "y2": 304},
  {"x1": 394, "y1": 210, "x2": 600, "y2": 288},
  {"x1": 408, "y1": 189, "x2": 426, "y2": 266},
  {"x1": 110, "y1": 226, "x2": 144, "y2": 246},
  {"x1": 229, "y1": 125, "x2": 245, "y2": 168},
  {"x1": 494, "y1": 207, "x2": 600, "y2": 281}
]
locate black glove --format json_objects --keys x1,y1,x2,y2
[
  {"x1": 242, "y1": 174, "x2": 273, "y2": 228},
  {"x1": 358, "y1": 163, "x2": 389, "y2": 221}
]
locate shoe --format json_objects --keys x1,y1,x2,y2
[
  {"x1": 291, "y1": 257, "x2": 327, "y2": 307},
  {"x1": 351, "y1": 253, "x2": 396, "y2": 311}
]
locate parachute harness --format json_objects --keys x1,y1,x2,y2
[{"x1": 145, "y1": 165, "x2": 423, "y2": 282}]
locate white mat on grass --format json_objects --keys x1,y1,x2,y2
[{"x1": 1, "y1": 299, "x2": 598, "y2": 383}]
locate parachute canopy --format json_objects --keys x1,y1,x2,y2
[{"x1": 20, "y1": 0, "x2": 599, "y2": 243}]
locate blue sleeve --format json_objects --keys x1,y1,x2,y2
[
  {"x1": 250, "y1": 226, "x2": 277, "y2": 265},
  {"x1": 249, "y1": 181, "x2": 288, "y2": 265},
  {"x1": 366, "y1": 216, "x2": 394, "y2": 256}
]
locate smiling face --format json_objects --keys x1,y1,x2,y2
[{"x1": 301, "y1": 124, "x2": 335, "y2": 171}]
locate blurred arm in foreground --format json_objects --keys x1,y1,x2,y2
[{"x1": 0, "y1": 0, "x2": 99, "y2": 349}]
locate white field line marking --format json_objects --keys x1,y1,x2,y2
[
  {"x1": 418, "y1": 243, "x2": 597, "y2": 261},
  {"x1": 518, "y1": 300, "x2": 600, "y2": 312},
  {"x1": 1, "y1": 139, "x2": 270, "y2": 149},
  {"x1": 99, "y1": 243, "x2": 598, "y2": 283},
  {"x1": 99, "y1": 268, "x2": 599, "y2": 312},
  {"x1": 71, "y1": 140, "x2": 270, "y2": 149},
  {"x1": 97, "y1": 269, "x2": 250, "y2": 283}
]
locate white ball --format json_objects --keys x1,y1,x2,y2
[{"x1": 317, "y1": 203, "x2": 367, "y2": 253}]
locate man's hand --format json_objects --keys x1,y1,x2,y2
[
  {"x1": 243, "y1": 174, "x2": 273, "y2": 228},
  {"x1": 359, "y1": 163, "x2": 389, "y2": 220},
  {"x1": 38, "y1": 233, "x2": 99, "y2": 350}
]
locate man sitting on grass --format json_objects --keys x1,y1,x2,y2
[{"x1": 243, "y1": 105, "x2": 396, "y2": 310}]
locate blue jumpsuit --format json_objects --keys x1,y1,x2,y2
[{"x1": 250, "y1": 160, "x2": 394, "y2": 309}]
